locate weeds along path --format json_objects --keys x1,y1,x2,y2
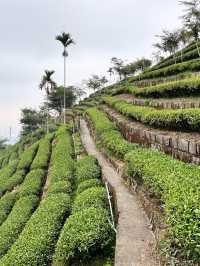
[{"x1": 80, "y1": 119, "x2": 158, "y2": 266}]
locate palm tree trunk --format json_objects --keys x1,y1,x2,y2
[
  {"x1": 64, "y1": 49, "x2": 66, "y2": 124},
  {"x1": 46, "y1": 95, "x2": 49, "y2": 134}
]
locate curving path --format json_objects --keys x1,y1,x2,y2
[{"x1": 80, "y1": 119, "x2": 158, "y2": 266}]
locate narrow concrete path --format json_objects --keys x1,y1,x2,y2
[{"x1": 80, "y1": 119, "x2": 158, "y2": 266}]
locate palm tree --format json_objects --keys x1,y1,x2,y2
[
  {"x1": 39, "y1": 70, "x2": 56, "y2": 133},
  {"x1": 107, "y1": 67, "x2": 114, "y2": 83},
  {"x1": 181, "y1": 0, "x2": 200, "y2": 56},
  {"x1": 55, "y1": 32, "x2": 75, "y2": 124}
]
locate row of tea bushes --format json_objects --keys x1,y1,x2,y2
[
  {"x1": 0, "y1": 194, "x2": 70, "y2": 266},
  {"x1": 0, "y1": 192, "x2": 16, "y2": 225},
  {"x1": 0, "y1": 195, "x2": 39, "y2": 258},
  {"x1": 128, "y1": 77, "x2": 200, "y2": 98},
  {"x1": 30, "y1": 134, "x2": 53, "y2": 170},
  {"x1": 86, "y1": 108, "x2": 133, "y2": 159},
  {"x1": 103, "y1": 96, "x2": 200, "y2": 132},
  {"x1": 17, "y1": 142, "x2": 39, "y2": 171},
  {"x1": 0, "y1": 125, "x2": 74, "y2": 265},
  {"x1": 86, "y1": 107, "x2": 200, "y2": 262},
  {"x1": 124, "y1": 148, "x2": 200, "y2": 261},
  {"x1": 53, "y1": 155, "x2": 114, "y2": 265},
  {"x1": 129, "y1": 58, "x2": 200, "y2": 82}
]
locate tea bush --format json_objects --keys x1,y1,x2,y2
[
  {"x1": 76, "y1": 179, "x2": 101, "y2": 194},
  {"x1": 0, "y1": 195, "x2": 38, "y2": 258},
  {"x1": 17, "y1": 142, "x2": 39, "y2": 170},
  {"x1": 103, "y1": 96, "x2": 200, "y2": 131},
  {"x1": 0, "y1": 192, "x2": 16, "y2": 225}
]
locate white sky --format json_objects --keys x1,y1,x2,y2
[{"x1": 0, "y1": 0, "x2": 183, "y2": 142}]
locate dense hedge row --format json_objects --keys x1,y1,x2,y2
[
  {"x1": 128, "y1": 77, "x2": 200, "y2": 98},
  {"x1": 53, "y1": 156, "x2": 113, "y2": 265},
  {"x1": 151, "y1": 41, "x2": 200, "y2": 70},
  {"x1": 86, "y1": 108, "x2": 133, "y2": 159},
  {"x1": 75, "y1": 155, "x2": 101, "y2": 184},
  {"x1": 18, "y1": 169, "x2": 46, "y2": 198},
  {"x1": 0, "y1": 160, "x2": 18, "y2": 183},
  {"x1": 0, "y1": 195, "x2": 38, "y2": 258},
  {"x1": 0, "y1": 194, "x2": 70, "y2": 265},
  {"x1": 49, "y1": 126, "x2": 74, "y2": 184},
  {"x1": 0, "y1": 170, "x2": 25, "y2": 196},
  {"x1": 76, "y1": 179, "x2": 101, "y2": 194},
  {"x1": 124, "y1": 148, "x2": 200, "y2": 261},
  {"x1": 0, "y1": 192, "x2": 16, "y2": 225},
  {"x1": 149, "y1": 47, "x2": 200, "y2": 72},
  {"x1": 17, "y1": 142, "x2": 39, "y2": 170},
  {"x1": 30, "y1": 134, "x2": 53, "y2": 170},
  {"x1": 129, "y1": 58, "x2": 200, "y2": 81},
  {"x1": 103, "y1": 96, "x2": 200, "y2": 131}
]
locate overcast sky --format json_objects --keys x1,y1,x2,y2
[{"x1": 0, "y1": 0, "x2": 182, "y2": 142}]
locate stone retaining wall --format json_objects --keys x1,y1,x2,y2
[{"x1": 102, "y1": 106, "x2": 200, "y2": 165}]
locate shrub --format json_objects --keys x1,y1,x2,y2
[
  {"x1": 128, "y1": 77, "x2": 200, "y2": 98},
  {"x1": 30, "y1": 134, "x2": 53, "y2": 170},
  {"x1": 17, "y1": 142, "x2": 39, "y2": 170},
  {"x1": 72, "y1": 187, "x2": 107, "y2": 214},
  {"x1": 0, "y1": 194, "x2": 70, "y2": 266},
  {"x1": 52, "y1": 207, "x2": 113, "y2": 266},
  {"x1": 0, "y1": 160, "x2": 18, "y2": 181},
  {"x1": 75, "y1": 156, "x2": 101, "y2": 184},
  {"x1": 0, "y1": 192, "x2": 16, "y2": 225},
  {"x1": 103, "y1": 96, "x2": 200, "y2": 131},
  {"x1": 128, "y1": 58, "x2": 200, "y2": 81},
  {"x1": 76, "y1": 179, "x2": 102, "y2": 194},
  {"x1": 47, "y1": 180, "x2": 72, "y2": 195},
  {"x1": 18, "y1": 169, "x2": 46, "y2": 198},
  {"x1": 0, "y1": 170, "x2": 26, "y2": 196},
  {"x1": 124, "y1": 148, "x2": 200, "y2": 261},
  {"x1": 0, "y1": 195, "x2": 38, "y2": 258},
  {"x1": 86, "y1": 108, "x2": 133, "y2": 159},
  {"x1": 50, "y1": 127, "x2": 74, "y2": 184}
]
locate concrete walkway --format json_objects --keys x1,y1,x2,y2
[{"x1": 80, "y1": 119, "x2": 158, "y2": 266}]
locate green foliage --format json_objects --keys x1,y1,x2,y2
[
  {"x1": 129, "y1": 58, "x2": 200, "y2": 81},
  {"x1": 17, "y1": 142, "x2": 39, "y2": 170},
  {"x1": 50, "y1": 126, "x2": 74, "y2": 184},
  {"x1": 0, "y1": 159, "x2": 18, "y2": 181},
  {"x1": 30, "y1": 134, "x2": 53, "y2": 170},
  {"x1": 0, "y1": 192, "x2": 16, "y2": 225},
  {"x1": 72, "y1": 187, "x2": 108, "y2": 214},
  {"x1": 103, "y1": 96, "x2": 200, "y2": 131},
  {"x1": 0, "y1": 194, "x2": 70, "y2": 266},
  {"x1": 129, "y1": 77, "x2": 200, "y2": 98},
  {"x1": 76, "y1": 179, "x2": 102, "y2": 194},
  {"x1": 0, "y1": 195, "x2": 38, "y2": 258},
  {"x1": 47, "y1": 180, "x2": 72, "y2": 195},
  {"x1": 0, "y1": 170, "x2": 25, "y2": 196},
  {"x1": 52, "y1": 207, "x2": 113, "y2": 266},
  {"x1": 124, "y1": 148, "x2": 200, "y2": 261},
  {"x1": 18, "y1": 169, "x2": 46, "y2": 198},
  {"x1": 75, "y1": 156, "x2": 101, "y2": 184},
  {"x1": 86, "y1": 108, "x2": 134, "y2": 159},
  {"x1": 73, "y1": 132, "x2": 85, "y2": 156}
]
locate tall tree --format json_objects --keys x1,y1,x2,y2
[
  {"x1": 39, "y1": 70, "x2": 56, "y2": 133},
  {"x1": 180, "y1": 0, "x2": 200, "y2": 56},
  {"x1": 178, "y1": 28, "x2": 191, "y2": 61},
  {"x1": 86, "y1": 75, "x2": 108, "y2": 92},
  {"x1": 20, "y1": 108, "x2": 43, "y2": 136},
  {"x1": 154, "y1": 30, "x2": 180, "y2": 63},
  {"x1": 111, "y1": 57, "x2": 124, "y2": 80},
  {"x1": 107, "y1": 67, "x2": 114, "y2": 82},
  {"x1": 56, "y1": 32, "x2": 75, "y2": 124},
  {"x1": 47, "y1": 86, "x2": 77, "y2": 115}
]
